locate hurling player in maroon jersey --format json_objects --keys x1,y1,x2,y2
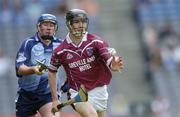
[{"x1": 48, "y1": 9, "x2": 123, "y2": 117}]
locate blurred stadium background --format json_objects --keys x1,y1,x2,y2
[{"x1": 0, "y1": 0, "x2": 180, "y2": 117}]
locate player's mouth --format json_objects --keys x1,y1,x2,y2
[
  {"x1": 75, "y1": 28, "x2": 84, "y2": 32},
  {"x1": 45, "y1": 32, "x2": 52, "y2": 35}
]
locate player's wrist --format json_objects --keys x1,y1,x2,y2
[
  {"x1": 51, "y1": 93, "x2": 59, "y2": 101},
  {"x1": 52, "y1": 97, "x2": 59, "y2": 102},
  {"x1": 30, "y1": 66, "x2": 36, "y2": 73}
]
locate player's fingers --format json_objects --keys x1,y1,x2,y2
[
  {"x1": 51, "y1": 108, "x2": 56, "y2": 115},
  {"x1": 119, "y1": 64, "x2": 124, "y2": 69},
  {"x1": 112, "y1": 56, "x2": 120, "y2": 62},
  {"x1": 117, "y1": 60, "x2": 123, "y2": 70},
  {"x1": 119, "y1": 60, "x2": 123, "y2": 65},
  {"x1": 51, "y1": 107, "x2": 59, "y2": 115},
  {"x1": 114, "y1": 58, "x2": 122, "y2": 65},
  {"x1": 37, "y1": 71, "x2": 43, "y2": 75},
  {"x1": 120, "y1": 61, "x2": 124, "y2": 67}
]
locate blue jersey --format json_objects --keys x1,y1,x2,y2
[{"x1": 15, "y1": 33, "x2": 62, "y2": 94}]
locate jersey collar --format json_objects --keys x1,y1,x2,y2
[{"x1": 66, "y1": 32, "x2": 88, "y2": 44}]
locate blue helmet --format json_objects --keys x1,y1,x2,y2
[{"x1": 37, "y1": 14, "x2": 58, "y2": 31}]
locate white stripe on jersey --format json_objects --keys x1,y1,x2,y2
[
  {"x1": 49, "y1": 64, "x2": 58, "y2": 71},
  {"x1": 57, "y1": 39, "x2": 104, "y2": 56},
  {"x1": 57, "y1": 49, "x2": 80, "y2": 56},
  {"x1": 81, "y1": 39, "x2": 104, "y2": 53},
  {"x1": 24, "y1": 38, "x2": 34, "y2": 49}
]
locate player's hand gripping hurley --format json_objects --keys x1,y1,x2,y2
[{"x1": 51, "y1": 84, "x2": 88, "y2": 114}]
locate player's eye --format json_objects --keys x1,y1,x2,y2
[
  {"x1": 72, "y1": 20, "x2": 79, "y2": 24},
  {"x1": 82, "y1": 19, "x2": 87, "y2": 23}
]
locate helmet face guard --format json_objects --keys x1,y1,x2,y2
[
  {"x1": 37, "y1": 14, "x2": 58, "y2": 40},
  {"x1": 66, "y1": 9, "x2": 89, "y2": 37}
]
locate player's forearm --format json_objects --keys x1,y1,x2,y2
[
  {"x1": 17, "y1": 64, "x2": 36, "y2": 76},
  {"x1": 48, "y1": 71, "x2": 58, "y2": 101}
]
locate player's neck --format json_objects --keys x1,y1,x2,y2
[
  {"x1": 41, "y1": 39, "x2": 51, "y2": 46},
  {"x1": 70, "y1": 34, "x2": 82, "y2": 45}
]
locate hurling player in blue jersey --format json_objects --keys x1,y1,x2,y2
[
  {"x1": 15, "y1": 14, "x2": 62, "y2": 117},
  {"x1": 48, "y1": 9, "x2": 123, "y2": 117}
]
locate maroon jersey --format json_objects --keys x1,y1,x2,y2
[{"x1": 49, "y1": 33, "x2": 112, "y2": 91}]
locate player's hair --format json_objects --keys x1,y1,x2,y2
[{"x1": 65, "y1": 9, "x2": 89, "y2": 36}]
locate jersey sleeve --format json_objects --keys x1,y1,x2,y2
[
  {"x1": 48, "y1": 49, "x2": 61, "y2": 72},
  {"x1": 15, "y1": 40, "x2": 31, "y2": 77},
  {"x1": 95, "y1": 39, "x2": 112, "y2": 66}
]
